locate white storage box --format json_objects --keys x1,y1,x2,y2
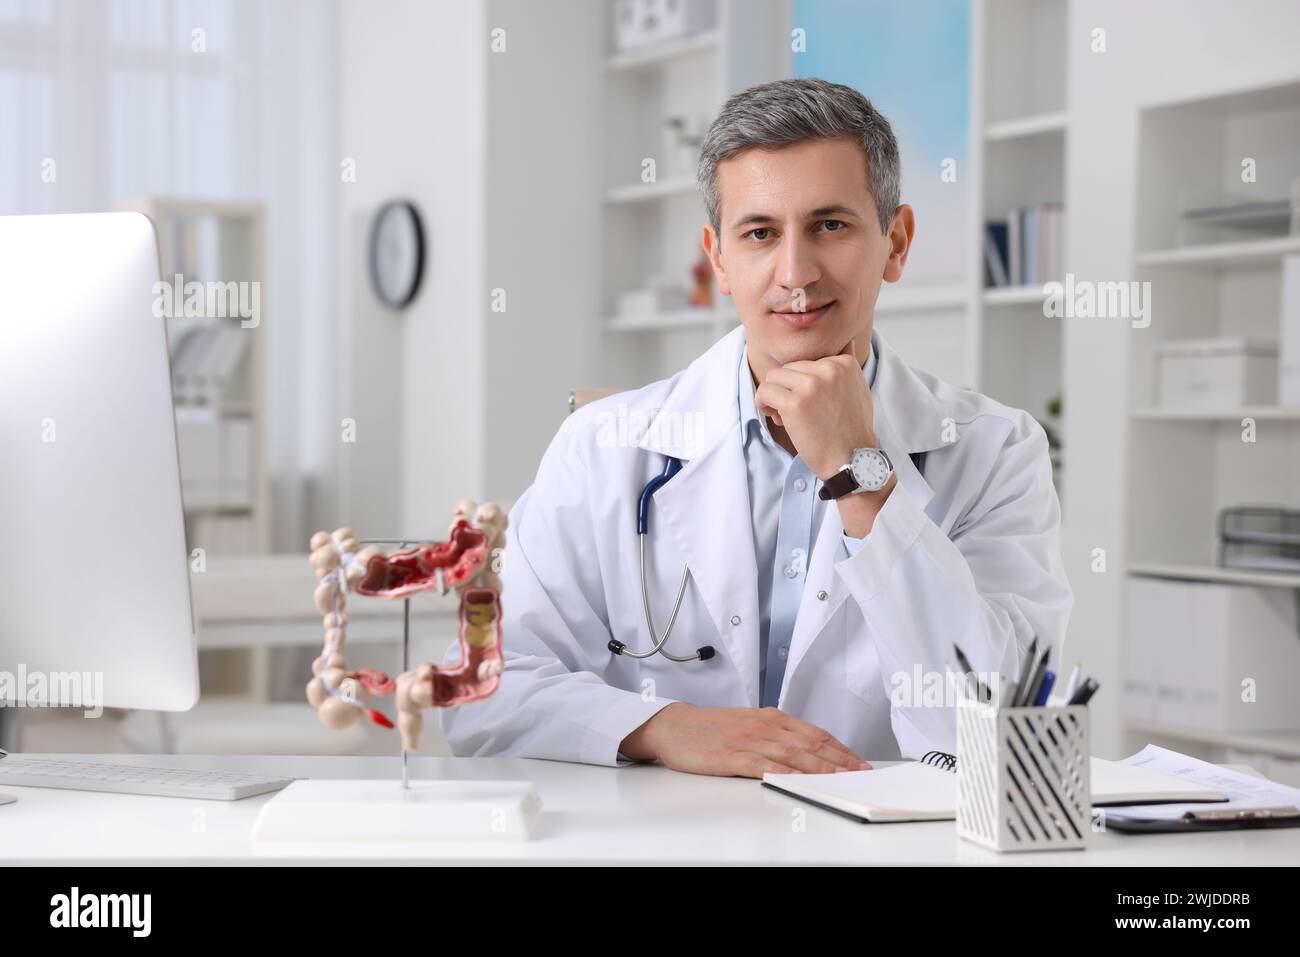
[
  {"x1": 1155, "y1": 337, "x2": 1278, "y2": 409},
  {"x1": 1125, "y1": 576, "x2": 1300, "y2": 732},
  {"x1": 613, "y1": 0, "x2": 716, "y2": 52},
  {"x1": 1280, "y1": 253, "x2": 1300, "y2": 406},
  {"x1": 617, "y1": 285, "x2": 687, "y2": 318}
]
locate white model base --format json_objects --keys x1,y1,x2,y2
[
  {"x1": 250, "y1": 778, "x2": 541, "y2": 849},
  {"x1": 0, "y1": 791, "x2": 16, "y2": 806}
]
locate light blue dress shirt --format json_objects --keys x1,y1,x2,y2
[{"x1": 737, "y1": 340, "x2": 878, "y2": 707}]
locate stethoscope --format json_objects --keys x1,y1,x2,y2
[
  {"x1": 607, "y1": 449, "x2": 929, "y2": 664},
  {"x1": 607, "y1": 455, "x2": 716, "y2": 662}
]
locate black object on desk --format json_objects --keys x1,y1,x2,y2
[{"x1": 1100, "y1": 805, "x2": 1300, "y2": 833}]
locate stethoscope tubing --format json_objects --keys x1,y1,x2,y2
[
  {"x1": 611, "y1": 533, "x2": 696, "y2": 660},
  {"x1": 610, "y1": 455, "x2": 714, "y2": 662}
]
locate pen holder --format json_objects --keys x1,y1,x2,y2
[{"x1": 955, "y1": 699, "x2": 1090, "y2": 852}]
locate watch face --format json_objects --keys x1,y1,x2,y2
[{"x1": 850, "y1": 448, "x2": 891, "y2": 491}]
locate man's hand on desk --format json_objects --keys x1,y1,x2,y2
[{"x1": 619, "y1": 702, "x2": 873, "y2": 778}]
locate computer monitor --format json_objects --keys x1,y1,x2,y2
[{"x1": 0, "y1": 212, "x2": 199, "y2": 719}]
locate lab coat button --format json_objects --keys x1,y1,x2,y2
[
  {"x1": 816, "y1": 589, "x2": 828, "y2": 601},
  {"x1": 730, "y1": 615, "x2": 742, "y2": 626}
]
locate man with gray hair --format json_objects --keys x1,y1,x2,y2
[{"x1": 443, "y1": 78, "x2": 1072, "y2": 778}]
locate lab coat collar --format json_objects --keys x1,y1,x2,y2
[{"x1": 636, "y1": 320, "x2": 952, "y2": 465}]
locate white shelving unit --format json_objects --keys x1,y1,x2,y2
[
  {"x1": 111, "y1": 197, "x2": 304, "y2": 751},
  {"x1": 854, "y1": 1, "x2": 1071, "y2": 431},
  {"x1": 121, "y1": 196, "x2": 271, "y2": 558},
  {"x1": 596, "y1": 0, "x2": 788, "y2": 382},
  {"x1": 604, "y1": 176, "x2": 699, "y2": 204},
  {"x1": 968, "y1": 0, "x2": 1069, "y2": 488},
  {"x1": 607, "y1": 306, "x2": 737, "y2": 334},
  {"x1": 984, "y1": 110, "x2": 1068, "y2": 142},
  {"x1": 1124, "y1": 77, "x2": 1300, "y2": 761},
  {"x1": 1127, "y1": 722, "x2": 1300, "y2": 761},
  {"x1": 1131, "y1": 406, "x2": 1300, "y2": 422},
  {"x1": 981, "y1": 284, "x2": 1064, "y2": 307},
  {"x1": 1128, "y1": 562, "x2": 1300, "y2": 591},
  {"x1": 604, "y1": 25, "x2": 722, "y2": 71},
  {"x1": 872, "y1": 283, "x2": 967, "y2": 316},
  {"x1": 1136, "y1": 235, "x2": 1300, "y2": 268}
]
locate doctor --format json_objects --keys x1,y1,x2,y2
[{"x1": 442, "y1": 77, "x2": 1072, "y2": 777}]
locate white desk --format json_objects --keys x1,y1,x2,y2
[{"x1": 2, "y1": 753, "x2": 1297, "y2": 865}]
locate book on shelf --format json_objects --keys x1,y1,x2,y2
[
  {"x1": 162, "y1": 214, "x2": 223, "y2": 282},
  {"x1": 1281, "y1": 253, "x2": 1300, "y2": 407},
  {"x1": 1007, "y1": 210, "x2": 1021, "y2": 286},
  {"x1": 984, "y1": 204, "x2": 1065, "y2": 289},
  {"x1": 983, "y1": 221, "x2": 1009, "y2": 287},
  {"x1": 170, "y1": 320, "x2": 250, "y2": 406}
]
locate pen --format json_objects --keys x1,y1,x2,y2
[
  {"x1": 1032, "y1": 670, "x2": 1055, "y2": 706},
  {"x1": 1013, "y1": 638, "x2": 1038, "y2": 708},
  {"x1": 1067, "y1": 677, "x2": 1099, "y2": 706},
  {"x1": 1019, "y1": 647, "x2": 1051, "y2": 707},
  {"x1": 998, "y1": 678, "x2": 1019, "y2": 709},
  {"x1": 1062, "y1": 662, "x2": 1081, "y2": 700},
  {"x1": 944, "y1": 659, "x2": 974, "y2": 702},
  {"x1": 952, "y1": 643, "x2": 990, "y2": 702}
]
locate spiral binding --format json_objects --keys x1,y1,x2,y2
[{"x1": 920, "y1": 750, "x2": 957, "y2": 771}]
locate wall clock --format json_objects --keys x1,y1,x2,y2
[{"x1": 368, "y1": 200, "x2": 425, "y2": 310}]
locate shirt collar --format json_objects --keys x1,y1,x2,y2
[{"x1": 738, "y1": 336, "x2": 878, "y2": 450}]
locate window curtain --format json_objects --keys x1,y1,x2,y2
[{"x1": 0, "y1": 0, "x2": 339, "y2": 550}]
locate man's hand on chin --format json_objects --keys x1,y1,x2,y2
[
  {"x1": 753, "y1": 338, "x2": 896, "y2": 537},
  {"x1": 619, "y1": 702, "x2": 873, "y2": 778}
]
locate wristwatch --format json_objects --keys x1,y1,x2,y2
[{"x1": 818, "y1": 447, "x2": 894, "y2": 500}]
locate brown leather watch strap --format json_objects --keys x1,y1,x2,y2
[{"x1": 817, "y1": 466, "x2": 859, "y2": 501}]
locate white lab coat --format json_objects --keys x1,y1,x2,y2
[{"x1": 441, "y1": 324, "x2": 1072, "y2": 765}]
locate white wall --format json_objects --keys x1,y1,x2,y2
[
  {"x1": 336, "y1": 0, "x2": 487, "y2": 537},
  {"x1": 1061, "y1": 0, "x2": 1300, "y2": 756},
  {"x1": 482, "y1": 0, "x2": 606, "y2": 504},
  {"x1": 260, "y1": 3, "x2": 340, "y2": 551},
  {"x1": 337, "y1": 0, "x2": 616, "y2": 524}
]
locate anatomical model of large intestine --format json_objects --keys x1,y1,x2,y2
[{"x1": 305, "y1": 500, "x2": 507, "y2": 752}]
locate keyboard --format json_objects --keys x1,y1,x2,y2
[{"x1": 0, "y1": 753, "x2": 294, "y2": 801}]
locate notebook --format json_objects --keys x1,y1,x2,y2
[{"x1": 761, "y1": 750, "x2": 1227, "y2": 823}]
